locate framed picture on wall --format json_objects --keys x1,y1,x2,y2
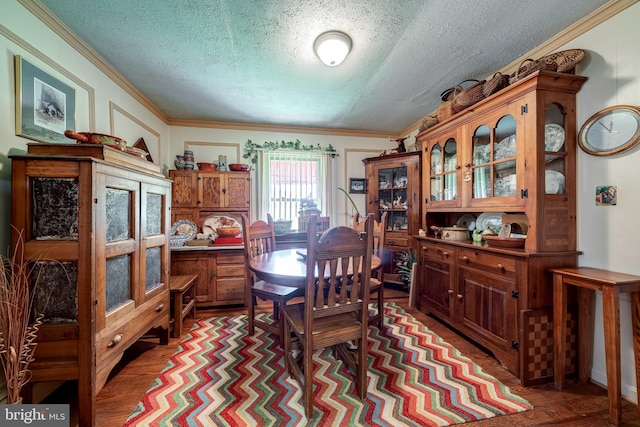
[
  {"x1": 15, "y1": 55, "x2": 75, "y2": 144},
  {"x1": 349, "y1": 178, "x2": 367, "y2": 194}
]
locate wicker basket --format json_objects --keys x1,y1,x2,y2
[
  {"x1": 452, "y1": 79, "x2": 486, "y2": 113},
  {"x1": 540, "y1": 49, "x2": 585, "y2": 73},
  {"x1": 436, "y1": 100, "x2": 456, "y2": 122},
  {"x1": 483, "y1": 72, "x2": 510, "y2": 98},
  {"x1": 509, "y1": 59, "x2": 548, "y2": 84},
  {"x1": 419, "y1": 115, "x2": 439, "y2": 132}
]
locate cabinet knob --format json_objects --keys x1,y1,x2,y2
[
  {"x1": 222, "y1": 188, "x2": 227, "y2": 194},
  {"x1": 441, "y1": 251, "x2": 449, "y2": 258},
  {"x1": 155, "y1": 304, "x2": 164, "y2": 312},
  {"x1": 388, "y1": 240, "x2": 395, "y2": 245},
  {"x1": 461, "y1": 256, "x2": 469, "y2": 263},
  {"x1": 211, "y1": 272, "x2": 216, "y2": 279},
  {"x1": 107, "y1": 333, "x2": 123, "y2": 348},
  {"x1": 497, "y1": 263, "x2": 505, "y2": 272},
  {"x1": 447, "y1": 289, "x2": 454, "y2": 294},
  {"x1": 456, "y1": 294, "x2": 463, "y2": 300}
]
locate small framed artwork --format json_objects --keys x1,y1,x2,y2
[
  {"x1": 596, "y1": 185, "x2": 617, "y2": 206},
  {"x1": 349, "y1": 178, "x2": 367, "y2": 194},
  {"x1": 15, "y1": 55, "x2": 75, "y2": 144}
]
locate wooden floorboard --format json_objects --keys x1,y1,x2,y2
[{"x1": 46, "y1": 288, "x2": 640, "y2": 426}]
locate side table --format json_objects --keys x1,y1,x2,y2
[
  {"x1": 552, "y1": 267, "x2": 640, "y2": 426},
  {"x1": 169, "y1": 275, "x2": 198, "y2": 338}
]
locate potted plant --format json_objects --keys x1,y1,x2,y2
[
  {"x1": 396, "y1": 249, "x2": 416, "y2": 290},
  {"x1": 0, "y1": 230, "x2": 44, "y2": 404}
]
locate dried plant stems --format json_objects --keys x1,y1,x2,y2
[{"x1": 0, "y1": 230, "x2": 43, "y2": 404}]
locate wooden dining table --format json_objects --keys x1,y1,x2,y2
[{"x1": 248, "y1": 248, "x2": 382, "y2": 288}]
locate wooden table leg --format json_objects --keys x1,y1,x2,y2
[
  {"x1": 578, "y1": 287, "x2": 595, "y2": 383},
  {"x1": 602, "y1": 286, "x2": 622, "y2": 426},
  {"x1": 633, "y1": 292, "x2": 640, "y2": 416},
  {"x1": 553, "y1": 273, "x2": 567, "y2": 390},
  {"x1": 172, "y1": 290, "x2": 183, "y2": 338}
]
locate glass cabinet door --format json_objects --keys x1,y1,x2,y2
[
  {"x1": 544, "y1": 103, "x2": 567, "y2": 195},
  {"x1": 471, "y1": 114, "x2": 517, "y2": 200},
  {"x1": 377, "y1": 166, "x2": 408, "y2": 231},
  {"x1": 429, "y1": 137, "x2": 458, "y2": 204}
]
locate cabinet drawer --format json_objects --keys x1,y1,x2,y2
[
  {"x1": 96, "y1": 291, "x2": 169, "y2": 365},
  {"x1": 420, "y1": 243, "x2": 456, "y2": 265},
  {"x1": 386, "y1": 237, "x2": 408, "y2": 248},
  {"x1": 217, "y1": 252, "x2": 244, "y2": 264},
  {"x1": 216, "y1": 277, "x2": 245, "y2": 303},
  {"x1": 217, "y1": 263, "x2": 244, "y2": 278},
  {"x1": 458, "y1": 249, "x2": 516, "y2": 278}
]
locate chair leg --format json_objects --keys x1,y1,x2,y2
[
  {"x1": 303, "y1": 345, "x2": 314, "y2": 419},
  {"x1": 377, "y1": 285, "x2": 385, "y2": 329},
  {"x1": 248, "y1": 293, "x2": 256, "y2": 336},
  {"x1": 356, "y1": 337, "x2": 367, "y2": 399}
]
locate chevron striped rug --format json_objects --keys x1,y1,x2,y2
[{"x1": 124, "y1": 303, "x2": 531, "y2": 426}]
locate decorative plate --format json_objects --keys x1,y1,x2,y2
[
  {"x1": 475, "y1": 212, "x2": 505, "y2": 231},
  {"x1": 202, "y1": 214, "x2": 241, "y2": 238},
  {"x1": 545, "y1": 170, "x2": 565, "y2": 194},
  {"x1": 457, "y1": 213, "x2": 476, "y2": 231},
  {"x1": 171, "y1": 219, "x2": 197, "y2": 240},
  {"x1": 545, "y1": 124, "x2": 565, "y2": 152}
]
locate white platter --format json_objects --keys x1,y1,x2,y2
[
  {"x1": 171, "y1": 219, "x2": 197, "y2": 240},
  {"x1": 457, "y1": 213, "x2": 476, "y2": 231},
  {"x1": 202, "y1": 214, "x2": 241, "y2": 238},
  {"x1": 475, "y1": 212, "x2": 505, "y2": 231},
  {"x1": 545, "y1": 124, "x2": 565, "y2": 152},
  {"x1": 545, "y1": 170, "x2": 565, "y2": 194}
]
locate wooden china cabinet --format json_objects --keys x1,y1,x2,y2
[
  {"x1": 11, "y1": 144, "x2": 172, "y2": 427},
  {"x1": 168, "y1": 169, "x2": 250, "y2": 307},
  {"x1": 362, "y1": 151, "x2": 421, "y2": 286},
  {"x1": 415, "y1": 70, "x2": 587, "y2": 385}
]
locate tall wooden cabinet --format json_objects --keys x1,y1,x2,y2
[
  {"x1": 415, "y1": 71, "x2": 587, "y2": 385},
  {"x1": 362, "y1": 152, "x2": 421, "y2": 286},
  {"x1": 11, "y1": 144, "x2": 172, "y2": 427},
  {"x1": 168, "y1": 169, "x2": 250, "y2": 307}
]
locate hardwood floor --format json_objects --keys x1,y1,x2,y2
[{"x1": 49, "y1": 289, "x2": 640, "y2": 426}]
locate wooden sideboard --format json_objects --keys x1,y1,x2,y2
[
  {"x1": 11, "y1": 144, "x2": 172, "y2": 427},
  {"x1": 415, "y1": 71, "x2": 587, "y2": 385}
]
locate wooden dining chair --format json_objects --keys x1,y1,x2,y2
[
  {"x1": 283, "y1": 214, "x2": 374, "y2": 419},
  {"x1": 241, "y1": 214, "x2": 305, "y2": 346},
  {"x1": 353, "y1": 211, "x2": 387, "y2": 329}
]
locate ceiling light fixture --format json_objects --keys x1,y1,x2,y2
[{"x1": 314, "y1": 31, "x2": 352, "y2": 67}]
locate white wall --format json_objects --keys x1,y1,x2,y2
[{"x1": 567, "y1": 2, "x2": 640, "y2": 403}]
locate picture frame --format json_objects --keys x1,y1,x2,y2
[
  {"x1": 349, "y1": 178, "x2": 367, "y2": 194},
  {"x1": 15, "y1": 55, "x2": 75, "y2": 144}
]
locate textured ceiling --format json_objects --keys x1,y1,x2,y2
[{"x1": 39, "y1": 0, "x2": 608, "y2": 134}]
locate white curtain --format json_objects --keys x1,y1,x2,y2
[{"x1": 256, "y1": 150, "x2": 334, "y2": 223}]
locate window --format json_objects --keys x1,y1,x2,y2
[{"x1": 256, "y1": 150, "x2": 334, "y2": 226}]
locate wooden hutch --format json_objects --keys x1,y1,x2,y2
[
  {"x1": 415, "y1": 70, "x2": 587, "y2": 385},
  {"x1": 168, "y1": 169, "x2": 250, "y2": 307},
  {"x1": 362, "y1": 151, "x2": 421, "y2": 286},
  {"x1": 11, "y1": 144, "x2": 172, "y2": 427}
]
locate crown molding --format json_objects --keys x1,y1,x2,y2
[{"x1": 167, "y1": 118, "x2": 392, "y2": 139}]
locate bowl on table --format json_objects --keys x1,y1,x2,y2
[
  {"x1": 197, "y1": 162, "x2": 218, "y2": 171},
  {"x1": 228, "y1": 163, "x2": 250, "y2": 171},
  {"x1": 216, "y1": 226, "x2": 241, "y2": 237}
]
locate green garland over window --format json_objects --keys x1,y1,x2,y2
[{"x1": 243, "y1": 139, "x2": 336, "y2": 164}]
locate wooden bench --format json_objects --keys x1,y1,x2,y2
[
  {"x1": 552, "y1": 267, "x2": 640, "y2": 426},
  {"x1": 169, "y1": 275, "x2": 197, "y2": 338}
]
